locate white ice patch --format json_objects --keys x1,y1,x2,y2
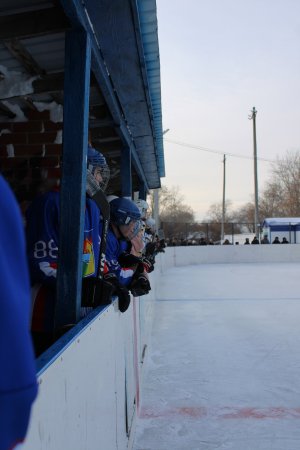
[
  {"x1": 54, "y1": 129, "x2": 62, "y2": 144},
  {"x1": 0, "y1": 64, "x2": 37, "y2": 99},
  {"x1": 33, "y1": 101, "x2": 63, "y2": 123},
  {"x1": 6, "y1": 144, "x2": 14, "y2": 157},
  {"x1": 0, "y1": 129, "x2": 11, "y2": 136},
  {"x1": 2, "y1": 100, "x2": 27, "y2": 122}
]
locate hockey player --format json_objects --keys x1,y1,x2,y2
[
  {"x1": 26, "y1": 145, "x2": 110, "y2": 355},
  {"x1": 105, "y1": 197, "x2": 152, "y2": 299},
  {"x1": 104, "y1": 197, "x2": 151, "y2": 302},
  {"x1": 135, "y1": 198, "x2": 149, "y2": 221},
  {"x1": 0, "y1": 175, "x2": 37, "y2": 450}
]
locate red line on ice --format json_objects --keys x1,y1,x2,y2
[{"x1": 140, "y1": 406, "x2": 300, "y2": 420}]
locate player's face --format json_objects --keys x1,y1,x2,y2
[
  {"x1": 119, "y1": 220, "x2": 137, "y2": 240},
  {"x1": 93, "y1": 167, "x2": 103, "y2": 186}
]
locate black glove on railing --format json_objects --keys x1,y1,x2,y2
[
  {"x1": 118, "y1": 252, "x2": 141, "y2": 267},
  {"x1": 141, "y1": 257, "x2": 154, "y2": 273},
  {"x1": 81, "y1": 277, "x2": 114, "y2": 307},
  {"x1": 118, "y1": 251, "x2": 146, "y2": 274},
  {"x1": 104, "y1": 273, "x2": 131, "y2": 313},
  {"x1": 129, "y1": 273, "x2": 151, "y2": 297},
  {"x1": 145, "y1": 242, "x2": 156, "y2": 257}
]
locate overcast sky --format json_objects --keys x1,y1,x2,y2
[{"x1": 156, "y1": 0, "x2": 300, "y2": 220}]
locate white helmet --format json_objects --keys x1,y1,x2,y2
[
  {"x1": 87, "y1": 146, "x2": 110, "y2": 191},
  {"x1": 135, "y1": 199, "x2": 149, "y2": 219},
  {"x1": 146, "y1": 217, "x2": 156, "y2": 230},
  {"x1": 106, "y1": 195, "x2": 118, "y2": 203}
]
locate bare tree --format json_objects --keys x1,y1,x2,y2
[
  {"x1": 204, "y1": 200, "x2": 233, "y2": 223},
  {"x1": 206, "y1": 150, "x2": 300, "y2": 230},
  {"x1": 153, "y1": 185, "x2": 196, "y2": 240},
  {"x1": 233, "y1": 202, "x2": 256, "y2": 232},
  {"x1": 202, "y1": 200, "x2": 243, "y2": 241},
  {"x1": 264, "y1": 151, "x2": 300, "y2": 216}
]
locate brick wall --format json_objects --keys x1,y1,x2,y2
[{"x1": 0, "y1": 110, "x2": 62, "y2": 212}]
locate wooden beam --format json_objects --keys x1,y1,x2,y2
[
  {"x1": 88, "y1": 118, "x2": 115, "y2": 128},
  {"x1": 0, "y1": 101, "x2": 16, "y2": 118},
  {"x1": 4, "y1": 38, "x2": 45, "y2": 76}
]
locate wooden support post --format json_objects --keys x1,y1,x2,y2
[{"x1": 55, "y1": 29, "x2": 91, "y2": 330}]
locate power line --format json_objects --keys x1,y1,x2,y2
[{"x1": 164, "y1": 138, "x2": 275, "y2": 163}]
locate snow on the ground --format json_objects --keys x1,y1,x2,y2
[{"x1": 133, "y1": 263, "x2": 300, "y2": 450}]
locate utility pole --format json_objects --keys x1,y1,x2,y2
[
  {"x1": 249, "y1": 107, "x2": 259, "y2": 238},
  {"x1": 221, "y1": 154, "x2": 226, "y2": 242},
  {"x1": 153, "y1": 128, "x2": 170, "y2": 233},
  {"x1": 153, "y1": 189, "x2": 160, "y2": 232}
]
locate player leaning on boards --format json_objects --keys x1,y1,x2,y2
[
  {"x1": 26, "y1": 145, "x2": 111, "y2": 355},
  {"x1": 105, "y1": 197, "x2": 151, "y2": 302},
  {"x1": 26, "y1": 144, "x2": 151, "y2": 356}
]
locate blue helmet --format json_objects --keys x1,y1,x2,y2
[
  {"x1": 110, "y1": 197, "x2": 141, "y2": 225},
  {"x1": 87, "y1": 146, "x2": 110, "y2": 191}
]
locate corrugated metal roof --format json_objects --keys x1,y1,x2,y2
[
  {"x1": 137, "y1": 0, "x2": 165, "y2": 178},
  {"x1": 0, "y1": 0, "x2": 165, "y2": 190}
]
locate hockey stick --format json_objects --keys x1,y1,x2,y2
[{"x1": 86, "y1": 170, "x2": 110, "y2": 306}]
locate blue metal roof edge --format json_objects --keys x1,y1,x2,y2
[
  {"x1": 135, "y1": 0, "x2": 165, "y2": 178},
  {"x1": 59, "y1": 0, "x2": 150, "y2": 191}
]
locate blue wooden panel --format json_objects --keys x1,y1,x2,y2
[
  {"x1": 121, "y1": 145, "x2": 132, "y2": 197},
  {"x1": 60, "y1": 0, "x2": 152, "y2": 190},
  {"x1": 55, "y1": 29, "x2": 91, "y2": 329},
  {"x1": 139, "y1": 183, "x2": 147, "y2": 201}
]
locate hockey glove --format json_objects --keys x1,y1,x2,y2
[
  {"x1": 118, "y1": 252, "x2": 146, "y2": 275},
  {"x1": 118, "y1": 252, "x2": 142, "y2": 268},
  {"x1": 81, "y1": 277, "x2": 114, "y2": 307},
  {"x1": 129, "y1": 273, "x2": 151, "y2": 297},
  {"x1": 142, "y1": 257, "x2": 155, "y2": 273},
  {"x1": 104, "y1": 273, "x2": 131, "y2": 313},
  {"x1": 145, "y1": 242, "x2": 156, "y2": 257}
]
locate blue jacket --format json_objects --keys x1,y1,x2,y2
[{"x1": 0, "y1": 175, "x2": 37, "y2": 450}]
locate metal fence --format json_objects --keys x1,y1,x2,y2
[{"x1": 160, "y1": 222, "x2": 265, "y2": 245}]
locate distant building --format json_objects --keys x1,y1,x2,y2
[{"x1": 262, "y1": 218, "x2": 300, "y2": 244}]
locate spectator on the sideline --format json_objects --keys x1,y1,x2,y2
[
  {"x1": 272, "y1": 236, "x2": 280, "y2": 244},
  {"x1": 261, "y1": 235, "x2": 270, "y2": 244}
]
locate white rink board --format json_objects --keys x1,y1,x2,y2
[
  {"x1": 161, "y1": 243, "x2": 300, "y2": 267},
  {"x1": 24, "y1": 287, "x2": 155, "y2": 450},
  {"x1": 23, "y1": 245, "x2": 300, "y2": 449}
]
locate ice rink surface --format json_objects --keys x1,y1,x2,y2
[{"x1": 133, "y1": 262, "x2": 300, "y2": 450}]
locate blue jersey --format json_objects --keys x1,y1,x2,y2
[
  {"x1": 26, "y1": 190, "x2": 102, "y2": 332},
  {"x1": 105, "y1": 228, "x2": 135, "y2": 287},
  {"x1": 26, "y1": 190, "x2": 102, "y2": 286},
  {"x1": 26, "y1": 190, "x2": 135, "y2": 331},
  {"x1": 0, "y1": 175, "x2": 37, "y2": 450}
]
